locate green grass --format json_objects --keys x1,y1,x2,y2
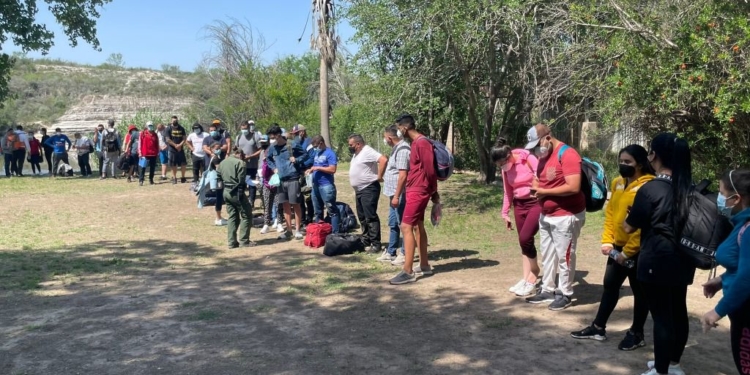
[{"x1": 191, "y1": 310, "x2": 220, "y2": 321}]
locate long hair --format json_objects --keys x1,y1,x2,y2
[
  {"x1": 490, "y1": 136, "x2": 512, "y2": 162},
  {"x1": 650, "y1": 133, "x2": 692, "y2": 233},
  {"x1": 619, "y1": 144, "x2": 655, "y2": 176}
]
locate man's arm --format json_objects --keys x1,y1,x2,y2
[
  {"x1": 186, "y1": 136, "x2": 195, "y2": 152},
  {"x1": 377, "y1": 155, "x2": 388, "y2": 181},
  {"x1": 394, "y1": 170, "x2": 407, "y2": 198},
  {"x1": 537, "y1": 174, "x2": 581, "y2": 197},
  {"x1": 65, "y1": 136, "x2": 72, "y2": 151},
  {"x1": 23, "y1": 134, "x2": 30, "y2": 150}
]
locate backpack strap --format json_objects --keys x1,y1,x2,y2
[
  {"x1": 738, "y1": 221, "x2": 750, "y2": 247},
  {"x1": 557, "y1": 144, "x2": 570, "y2": 163}
]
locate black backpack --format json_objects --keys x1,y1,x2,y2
[
  {"x1": 104, "y1": 131, "x2": 119, "y2": 152},
  {"x1": 678, "y1": 180, "x2": 733, "y2": 270},
  {"x1": 323, "y1": 234, "x2": 365, "y2": 256},
  {"x1": 326, "y1": 201, "x2": 358, "y2": 233}
]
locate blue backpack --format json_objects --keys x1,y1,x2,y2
[
  {"x1": 558, "y1": 145, "x2": 608, "y2": 212},
  {"x1": 426, "y1": 138, "x2": 454, "y2": 181}
]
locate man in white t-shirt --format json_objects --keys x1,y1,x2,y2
[
  {"x1": 187, "y1": 122, "x2": 209, "y2": 183},
  {"x1": 348, "y1": 134, "x2": 388, "y2": 253}
]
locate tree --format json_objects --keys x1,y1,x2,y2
[
  {"x1": 0, "y1": 0, "x2": 110, "y2": 103},
  {"x1": 312, "y1": 0, "x2": 339, "y2": 147},
  {"x1": 105, "y1": 52, "x2": 124, "y2": 68}
]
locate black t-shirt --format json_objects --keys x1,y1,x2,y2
[
  {"x1": 625, "y1": 176, "x2": 696, "y2": 285},
  {"x1": 203, "y1": 135, "x2": 227, "y2": 164},
  {"x1": 167, "y1": 124, "x2": 186, "y2": 152}
]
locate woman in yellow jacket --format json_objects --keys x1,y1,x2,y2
[{"x1": 571, "y1": 144, "x2": 655, "y2": 351}]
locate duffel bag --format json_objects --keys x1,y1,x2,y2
[
  {"x1": 323, "y1": 234, "x2": 365, "y2": 257},
  {"x1": 304, "y1": 222, "x2": 332, "y2": 248}
]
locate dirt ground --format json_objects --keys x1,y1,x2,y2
[{"x1": 0, "y1": 170, "x2": 738, "y2": 375}]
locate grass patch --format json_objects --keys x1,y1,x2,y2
[
  {"x1": 191, "y1": 310, "x2": 220, "y2": 321},
  {"x1": 321, "y1": 275, "x2": 347, "y2": 293}
]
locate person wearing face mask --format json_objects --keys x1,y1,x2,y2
[
  {"x1": 307, "y1": 135, "x2": 340, "y2": 233},
  {"x1": 187, "y1": 123, "x2": 208, "y2": 184},
  {"x1": 378, "y1": 124, "x2": 410, "y2": 264},
  {"x1": 490, "y1": 136, "x2": 540, "y2": 297},
  {"x1": 72, "y1": 132, "x2": 93, "y2": 177},
  {"x1": 123, "y1": 124, "x2": 140, "y2": 182},
  {"x1": 236, "y1": 120, "x2": 263, "y2": 205},
  {"x1": 571, "y1": 144, "x2": 654, "y2": 351},
  {"x1": 522, "y1": 123, "x2": 586, "y2": 310},
  {"x1": 101, "y1": 120, "x2": 121, "y2": 180},
  {"x1": 203, "y1": 124, "x2": 228, "y2": 166},
  {"x1": 259, "y1": 135, "x2": 287, "y2": 234},
  {"x1": 44, "y1": 127, "x2": 72, "y2": 178},
  {"x1": 266, "y1": 125, "x2": 310, "y2": 240},
  {"x1": 701, "y1": 169, "x2": 750, "y2": 375},
  {"x1": 40, "y1": 127, "x2": 54, "y2": 174},
  {"x1": 348, "y1": 133, "x2": 387, "y2": 254},
  {"x1": 156, "y1": 123, "x2": 169, "y2": 180},
  {"x1": 166, "y1": 116, "x2": 188, "y2": 184},
  {"x1": 623, "y1": 133, "x2": 694, "y2": 375},
  {"x1": 138, "y1": 121, "x2": 160, "y2": 186},
  {"x1": 92, "y1": 124, "x2": 105, "y2": 176}
]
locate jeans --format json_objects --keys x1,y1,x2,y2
[
  {"x1": 355, "y1": 182, "x2": 381, "y2": 250},
  {"x1": 592, "y1": 253, "x2": 648, "y2": 334},
  {"x1": 312, "y1": 183, "x2": 340, "y2": 233},
  {"x1": 96, "y1": 151, "x2": 104, "y2": 175},
  {"x1": 139, "y1": 156, "x2": 157, "y2": 183},
  {"x1": 643, "y1": 283, "x2": 689, "y2": 374},
  {"x1": 387, "y1": 194, "x2": 406, "y2": 256},
  {"x1": 77, "y1": 153, "x2": 92, "y2": 176},
  {"x1": 12, "y1": 149, "x2": 26, "y2": 175},
  {"x1": 3, "y1": 153, "x2": 13, "y2": 177},
  {"x1": 192, "y1": 154, "x2": 205, "y2": 183}
]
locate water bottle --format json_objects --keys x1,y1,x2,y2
[{"x1": 609, "y1": 250, "x2": 635, "y2": 268}]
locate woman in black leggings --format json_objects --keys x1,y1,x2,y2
[{"x1": 623, "y1": 133, "x2": 695, "y2": 375}]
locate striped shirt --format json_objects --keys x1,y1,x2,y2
[{"x1": 383, "y1": 140, "x2": 411, "y2": 197}]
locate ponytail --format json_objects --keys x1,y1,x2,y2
[
  {"x1": 652, "y1": 133, "x2": 692, "y2": 235},
  {"x1": 490, "y1": 136, "x2": 512, "y2": 162}
]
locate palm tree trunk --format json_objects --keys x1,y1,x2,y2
[{"x1": 320, "y1": 56, "x2": 331, "y2": 147}]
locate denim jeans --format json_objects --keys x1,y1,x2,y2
[
  {"x1": 387, "y1": 194, "x2": 406, "y2": 256},
  {"x1": 3, "y1": 153, "x2": 14, "y2": 177},
  {"x1": 312, "y1": 183, "x2": 340, "y2": 233}
]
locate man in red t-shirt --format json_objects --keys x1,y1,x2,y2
[
  {"x1": 523, "y1": 124, "x2": 586, "y2": 310},
  {"x1": 390, "y1": 114, "x2": 440, "y2": 285}
]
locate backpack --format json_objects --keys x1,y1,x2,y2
[
  {"x1": 426, "y1": 138, "x2": 454, "y2": 181},
  {"x1": 557, "y1": 145, "x2": 608, "y2": 212},
  {"x1": 326, "y1": 202, "x2": 358, "y2": 233},
  {"x1": 323, "y1": 234, "x2": 365, "y2": 256},
  {"x1": 104, "y1": 131, "x2": 119, "y2": 152},
  {"x1": 117, "y1": 154, "x2": 131, "y2": 171},
  {"x1": 304, "y1": 222, "x2": 332, "y2": 248},
  {"x1": 678, "y1": 179, "x2": 733, "y2": 270}
]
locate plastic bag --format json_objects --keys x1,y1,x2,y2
[
  {"x1": 138, "y1": 157, "x2": 148, "y2": 169},
  {"x1": 430, "y1": 203, "x2": 443, "y2": 227},
  {"x1": 269, "y1": 173, "x2": 281, "y2": 187}
]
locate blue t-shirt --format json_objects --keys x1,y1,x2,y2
[
  {"x1": 45, "y1": 134, "x2": 71, "y2": 154},
  {"x1": 313, "y1": 148, "x2": 337, "y2": 186}
]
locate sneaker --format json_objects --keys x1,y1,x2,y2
[
  {"x1": 526, "y1": 291, "x2": 556, "y2": 304},
  {"x1": 260, "y1": 225, "x2": 269, "y2": 234},
  {"x1": 278, "y1": 231, "x2": 292, "y2": 240},
  {"x1": 389, "y1": 270, "x2": 416, "y2": 285},
  {"x1": 646, "y1": 362, "x2": 685, "y2": 375},
  {"x1": 641, "y1": 369, "x2": 659, "y2": 375},
  {"x1": 172, "y1": 178, "x2": 177, "y2": 185},
  {"x1": 570, "y1": 325, "x2": 607, "y2": 341},
  {"x1": 180, "y1": 177, "x2": 187, "y2": 183},
  {"x1": 228, "y1": 243, "x2": 239, "y2": 249},
  {"x1": 272, "y1": 219, "x2": 278, "y2": 227},
  {"x1": 160, "y1": 176, "x2": 167, "y2": 181},
  {"x1": 276, "y1": 223, "x2": 285, "y2": 233},
  {"x1": 294, "y1": 231, "x2": 304, "y2": 240},
  {"x1": 377, "y1": 250, "x2": 395, "y2": 262},
  {"x1": 413, "y1": 265, "x2": 433, "y2": 275},
  {"x1": 549, "y1": 293, "x2": 572, "y2": 311},
  {"x1": 618, "y1": 330, "x2": 646, "y2": 351},
  {"x1": 515, "y1": 282, "x2": 537, "y2": 297},
  {"x1": 240, "y1": 241, "x2": 257, "y2": 248},
  {"x1": 365, "y1": 245, "x2": 381, "y2": 254},
  {"x1": 390, "y1": 253, "x2": 406, "y2": 266},
  {"x1": 139, "y1": 181, "x2": 144, "y2": 186},
  {"x1": 509, "y1": 279, "x2": 526, "y2": 294},
  {"x1": 215, "y1": 219, "x2": 228, "y2": 226}
]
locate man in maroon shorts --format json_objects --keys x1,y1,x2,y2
[{"x1": 390, "y1": 114, "x2": 440, "y2": 285}]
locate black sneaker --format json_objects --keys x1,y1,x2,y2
[
  {"x1": 180, "y1": 177, "x2": 187, "y2": 183},
  {"x1": 526, "y1": 291, "x2": 556, "y2": 304},
  {"x1": 571, "y1": 325, "x2": 607, "y2": 341},
  {"x1": 548, "y1": 294, "x2": 572, "y2": 311},
  {"x1": 618, "y1": 330, "x2": 645, "y2": 351}
]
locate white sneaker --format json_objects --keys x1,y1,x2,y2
[
  {"x1": 276, "y1": 223, "x2": 285, "y2": 233},
  {"x1": 377, "y1": 250, "x2": 394, "y2": 262},
  {"x1": 391, "y1": 253, "x2": 406, "y2": 266},
  {"x1": 509, "y1": 279, "x2": 526, "y2": 294},
  {"x1": 646, "y1": 362, "x2": 685, "y2": 375},
  {"x1": 215, "y1": 219, "x2": 227, "y2": 226},
  {"x1": 294, "y1": 231, "x2": 304, "y2": 240},
  {"x1": 641, "y1": 369, "x2": 659, "y2": 375},
  {"x1": 272, "y1": 219, "x2": 278, "y2": 227},
  {"x1": 260, "y1": 225, "x2": 269, "y2": 234},
  {"x1": 515, "y1": 282, "x2": 537, "y2": 297}
]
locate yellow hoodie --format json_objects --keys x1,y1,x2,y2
[{"x1": 601, "y1": 174, "x2": 654, "y2": 257}]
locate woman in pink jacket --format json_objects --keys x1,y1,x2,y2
[{"x1": 492, "y1": 137, "x2": 541, "y2": 297}]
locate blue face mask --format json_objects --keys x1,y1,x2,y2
[
  {"x1": 717, "y1": 193, "x2": 737, "y2": 218},
  {"x1": 210, "y1": 131, "x2": 219, "y2": 138},
  {"x1": 241, "y1": 129, "x2": 249, "y2": 135}
]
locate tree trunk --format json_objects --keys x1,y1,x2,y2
[{"x1": 320, "y1": 56, "x2": 331, "y2": 147}]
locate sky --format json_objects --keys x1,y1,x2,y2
[{"x1": 2, "y1": 0, "x2": 356, "y2": 71}]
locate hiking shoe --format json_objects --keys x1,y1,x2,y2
[
  {"x1": 646, "y1": 362, "x2": 685, "y2": 375},
  {"x1": 413, "y1": 265, "x2": 433, "y2": 275},
  {"x1": 389, "y1": 270, "x2": 416, "y2": 285},
  {"x1": 150, "y1": 180, "x2": 154, "y2": 185},
  {"x1": 391, "y1": 252, "x2": 406, "y2": 266},
  {"x1": 240, "y1": 241, "x2": 257, "y2": 248},
  {"x1": 228, "y1": 243, "x2": 239, "y2": 249},
  {"x1": 181, "y1": 177, "x2": 187, "y2": 183},
  {"x1": 526, "y1": 291, "x2": 556, "y2": 304},
  {"x1": 294, "y1": 231, "x2": 304, "y2": 240},
  {"x1": 549, "y1": 294, "x2": 572, "y2": 311},
  {"x1": 278, "y1": 231, "x2": 292, "y2": 240},
  {"x1": 618, "y1": 330, "x2": 645, "y2": 351},
  {"x1": 260, "y1": 225, "x2": 270, "y2": 234},
  {"x1": 515, "y1": 282, "x2": 537, "y2": 297},
  {"x1": 377, "y1": 250, "x2": 395, "y2": 262},
  {"x1": 509, "y1": 279, "x2": 526, "y2": 294},
  {"x1": 571, "y1": 325, "x2": 607, "y2": 341},
  {"x1": 215, "y1": 219, "x2": 228, "y2": 226},
  {"x1": 172, "y1": 178, "x2": 177, "y2": 185}
]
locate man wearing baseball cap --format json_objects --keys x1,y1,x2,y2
[
  {"x1": 290, "y1": 124, "x2": 312, "y2": 151},
  {"x1": 236, "y1": 120, "x2": 262, "y2": 206},
  {"x1": 523, "y1": 123, "x2": 586, "y2": 311}
]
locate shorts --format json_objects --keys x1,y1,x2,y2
[
  {"x1": 402, "y1": 190, "x2": 431, "y2": 226},
  {"x1": 159, "y1": 150, "x2": 169, "y2": 164},
  {"x1": 278, "y1": 179, "x2": 302, "y2": 205},
  {"x1": 168, "y1": 151, "x2": 187, "y2": 167}
]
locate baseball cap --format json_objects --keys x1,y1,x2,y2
[
  {"x1": 247, "y1": 120, "x2": 255, "y2": 125},
  {"x1": 524, "y1": 125, "x2": 547, "y2": 150},
  {"x1": 127, "y1": 124, "x2": 137, "y2": 132},
  {"x1": 146, "y1": 121, "x2": 154, "y2": 127},
  {"x1": 212, "y1": 119, "x2": 221, "y2": 125},
  {"x1": 291, "y1": 124, "x2": 306, "y2": 134}
]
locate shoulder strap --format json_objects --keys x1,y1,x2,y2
[
  {"x1": 557, "y1": 145, "x2": 570, "y2": 163},
  {"x1": 738, "y1": 221, "x2": 750, "y2": 247}
]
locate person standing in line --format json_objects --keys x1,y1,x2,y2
[
  {"x1": 73, "y1": 132, "x2": 93, "y2": 177},
  {"x1": 266, "y1": 125, "x2": 310, "y2": 240},
  {"x1": 2, "y1": 130, "x2": 16, "y2": 177},
  {"x1": 571, "y1": 145, "x2": 654, "y2": 351},
  {"x1": 44, "y1": 128, "x2": 72, "y2": 177},
  {"x1": 166, "y1": 116, "x2": 188, "y2": 184},
  {"x1": 101, "y1": 120, "x2": 121, "y2": 179},
  {"x1": 157, "y1": 123, "x2": 169, "y2": 181},
  {"x1": 13, "y1": 125, "x2": 31, "y2": 176},
  {"x1": 623, "y1": 133, "x2": 694, "y2": 375},
  {"x1": 123, "y1": 125, "x2": 140, "y2": 182},
  {"x1": 348, "y1": 134, "x2": 387, "y2": 253},
  {"x1": 138, "y1": 121, "x2": 160, "y2": 186},
  {"x1": 187, "y1": 122, "x2": 208, "y2": 184},
  {"x1": 523, "y1": 124, "x2": 586, "y2": 311},
  {"x1": 389, "y1": 114, "x2": 439, "y2": 285},
  {"x1": 701, "y1": 169, "x2": 750, "y2": 375},
  {"x1": 40, "y1": 127, "x2": 53, "y2": 174},
  {"x1": 490, "y1": 137, "x2": 541, "y2": 297},
  {"x1": 308, "y1": 135, "x2": 340, "y2": 232},
  {"x1": 27, "y1": 131, "x2": 42, "y2": 175},
  {"x1": 290, "y1": 125, "x2": 315, "y2": 225},
  {"x1": 236, "y1": 120, "x2": 262, "y2": 205},
  {"x1": 217, "y1": 147, "x2": 256, "y2": 249},
  {"x1": 379, "y1": 124, "x2": 410, "y2": 265},
  {"x1": 203, "y1": 123, "x2": 230, "y2": 226},
  {"x1": 92, "y1": 124, "x2": 106, "y2": 176},
  {"x1": 259, "y1": 135, "x2": 286, "y2": 233}
]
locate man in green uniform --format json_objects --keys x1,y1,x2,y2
[{"x1": 217, "y1": 147, "x2": 256, "y2": 249}]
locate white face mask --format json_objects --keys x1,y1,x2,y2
[
  {"x1": 396, "y1": 130, "x2": 403, "y2": 138},
  {"x1": 270, "y1": 139, "x2": 277, "y2": 146},
  {"x1": 383, "y1": 138, "x2": 389, "y2": 146}
]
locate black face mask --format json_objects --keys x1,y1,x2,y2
[
  {"x1": 348, "y1": 146, "x2": 356, "y2": 155},
  {"x1": 619, "y1": 164, "x2": 636, "y2": 178}
]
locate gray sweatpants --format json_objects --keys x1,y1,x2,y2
[
  {"x1": 539, "y1": 211, "x2": 586, "y2": 297},
  {"x1": 103, "y1": 151, "x2": 120, "y2": 177}
]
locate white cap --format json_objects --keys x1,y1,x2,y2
[
  {"x1": 524, "y1": 126, "x2": 542, "y2": 149},
  {"x1": 248, "y1": 120, "x2": 255, "y2": 125},
  {"x1": 146, "y1": 121, "x2": 154, "y2": 127}
]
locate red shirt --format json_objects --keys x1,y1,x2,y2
[
  {"x1": 537, "y1": 142, "x2": 586, "y2": 216},
  {"x1": 29, "y1": 138, "x2": 42, "y2": 156},
  {"x1": 139, "y1": 131, "x2": 160, "y2": 157},
  {"x1": 405, "y1": 136, "x2": 437, "y2": 195}
]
